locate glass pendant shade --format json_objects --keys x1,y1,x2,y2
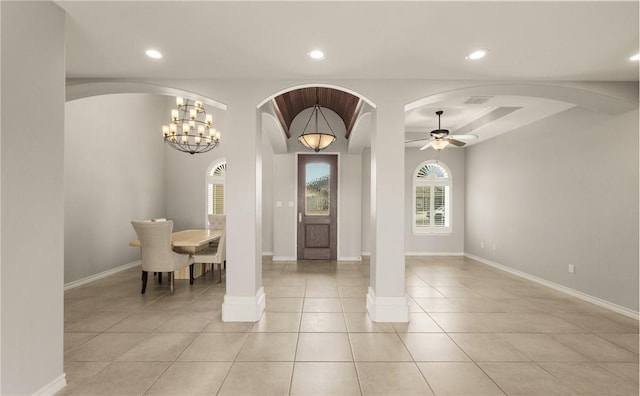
[
  {"x1": 298, "y1": 104, "x2": 336, "y2": 153},
  {"x1": 431, "y1": 139, "x2": 449, "y2": 151},
  {"x1": 299, "y1": 132, "x2": 336, "y2": 153}
]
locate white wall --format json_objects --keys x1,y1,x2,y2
[
  {"x1": 1, "y1": 1, "x2": 65, "y2": 393},
  {"x1": 271, "y1": 107, "x2": 363, "y2": 260},
  {"x1": 361, "y1": 148, "x2": 372, "y2": 255},
  {"x1": 405, "y1": 147, "x2": 465, "y2": 254},
  {"x1": 65, "y1": 94, "x2": 168, "y2": 283},
  {"x1": 262, "y1": 130, "x2": 274, "y2": 254},
  {"x1": 465, "y1": 106, "x2": 639, "y2": 311}
]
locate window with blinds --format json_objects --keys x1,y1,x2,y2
[
  {"x1": 413, "y1": 161, "x2": 451, "y2": 234},
  {"x1": 207, "y1": 160, "x2": 226, "y2": 216}
]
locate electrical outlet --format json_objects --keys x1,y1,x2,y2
[
  {"x1": 480, "y1": 241, "x2": 484, "y2": 249},
  {"x1": 568, "y1": 264, "x2": 575, "y2": 274}
]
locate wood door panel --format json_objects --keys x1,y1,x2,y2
[
  {"x1": 305, "y1": 224, "x2": 330, "y2": 247},
  {"x1": 303, "y1": 248, "x2": 331, "y2": 260},
  {"x1": 297, "y1": 154, "x2": 337, "y2": 260}
]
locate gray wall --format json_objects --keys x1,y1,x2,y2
[
  {"x1": 465, "y1": 107, "x2": 639, "y2": 311},
  {"x1": 1, "y1": 1, "x2": 65, "y2": 393},
  {"x1": 405, "y1": 147, "x2": 465, "y2": 254},
  {"x1": 65, "y1": 94, "x2": 167, "y2": 283},
  {"x1": 163, "y1": 111, "x2": 274, "y2": 254},
  {"x1": 164, "y1": 102, "x2": 228, "y2": 231},
  {"x1": 360, "y1": 146, "x2": 466, "y2": 256}
]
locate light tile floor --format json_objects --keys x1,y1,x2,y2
[{"x1": 60, "y1": 256, "x2": 639, "y2": 395}]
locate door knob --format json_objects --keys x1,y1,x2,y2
[{"x1": 298, "y1": 212, "x2": 302, "y2": 223}]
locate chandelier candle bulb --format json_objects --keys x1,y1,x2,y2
[
  {"x1": 205, "y1": 114, "x2": 212, "y2": 126},
  {"x1": 189, "y1": 120, "x2": 195, "y2": 129},
  {"x1": 198, "y1": 125, "x2": 205, "y2": 136},
  {"x1": 189, "y1": 109, "x2": 197, "y2": 120},
  {"x1": 183, "y1": 123, "x2": 190, "y2": 133},
  {"x1": 162, "y1": 125, "x2": 169, "y2": 137},
  {"x1": 169, "y1": 124, "x2": 177, "y2": 134},
  {"x1": 176, "y1": 97, "x2": 184, "y2": 107},
  {"x1": 195, "y1": 136, "x2": 201, "y2": 145},
  {"x1": 195, "y1": 101, "x2": 202, "y2": 110},
  {"x1": 171, "y1": 109, "x2": 179, "y2": 122}
]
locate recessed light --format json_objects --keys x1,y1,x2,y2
[
  {"x1": 308, "y1": 49, "x2": 325, "y2": 60},
  {"x1": 466, "y1": 49, "x2": 488, "y2": 60},
  {"x1": 145, "y1": 49, "x2": 162, "y2": 59},
  {"x1": 630, "y1": 53, "x2": 640, "y2": 61}
]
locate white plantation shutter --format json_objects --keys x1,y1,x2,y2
[
  {"x1": 213, "y1": 184, "x2": 224, "y2": 214},
  {"x1": 413, "y1": 161, "x2": 452, "y2": 234},
  {"x1": 207, "y1": 160, "x2": 226, "y2": 216}
]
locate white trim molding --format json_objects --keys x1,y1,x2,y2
[
  {"x1": 338, "y1": 256, "x2": 363, "y2": 261},
  {"x1": 222, "y1": 287, "x2": 266, "y2": 322},
  {"x1": 64, "y1": 261, "x2": 141, "y2": 291},
  {"x1": 465, "y1": 253, "x2": 639, "y2": 319},
  {"x1": 272, "y1": 256, "x2": 297, "y2": 261},
  {"x1": 33, "y1": 373, "x2": 67, "y2": 396},
  {"x1": 366, "y1": 287, "x2": 409, "y2": 322},
  {"x1": 262, "y1": 251, "x2": 274, "y2": 257}
]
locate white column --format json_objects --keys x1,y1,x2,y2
[
  {"x1": 1, "y1": 2, "x2": 67, "y2": 394},
  {"x1": 367, "y1": 99, "x2": 409, "y2": 322},
  {"x1": 221, "y1": 93, "x2": 265, "y2": 321}
]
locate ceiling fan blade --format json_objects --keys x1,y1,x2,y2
[
  {"x1": 450, "y1": 134, "x2": 478, "y2": 140},
  {"x1": 446, "y1": 138, "x2": 466, "y2": 147},
  {"x1": 419, "y1": 141, "x2": 434, "y2": 150},
  {"x1": 405, "y1": 138, "x2": 430, "y2": 144}
]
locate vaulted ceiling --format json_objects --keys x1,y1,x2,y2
[{"x1": 272, "y1": 87, "x2": 362, "y2": 139}]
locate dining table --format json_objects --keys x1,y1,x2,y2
[{"x1": 129, "y1": 228, "x2": 222, "y2": 279}]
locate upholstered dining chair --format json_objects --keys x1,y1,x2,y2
[
  {"x1": 131, "y1": 220, "x2": 194, "y2": 294},
  {"x1": 192, "y1": 214, "x2": 226, "y2": 282},
  {"x1": 208, "y1": 214, "x2": 226, "y2": 230},
  {"x1": 193, "y1": 230, "x2": 226, "y2": 283}
]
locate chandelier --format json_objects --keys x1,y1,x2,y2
[
  {"x1": 298, "y1": 91, "x2": 336, "y2": 152},
  {"x1": 162, "y1": 97, "x2": 221, "y2": 155}
]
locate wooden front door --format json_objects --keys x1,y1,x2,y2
[{"x1": 297, "y1": 154, "x2": 337, "y2": 260}]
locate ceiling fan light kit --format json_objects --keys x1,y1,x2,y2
[{"x1": 431, "y1": 139, "x2": 450, "y2": 151}]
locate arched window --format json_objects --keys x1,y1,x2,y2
[
  {"x1": 206, "y1": 159, "x2": 226, "y2": 217},
  {"x1": 413, "y1": 160, "x2": 451, "y2": 234}
]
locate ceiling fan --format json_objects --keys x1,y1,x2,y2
[{"x1": 406, "y1": 110, "x2": 478, "y2": 151}]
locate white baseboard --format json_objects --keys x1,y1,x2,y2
[
  {"x1": 64, "y1": 261, "x2": 141, "y2": 291},
  {"x1": 361, "y1": 252, "x2": 371, "y2": 256},
  {"x1": 272, "y1": 256, "x2": 297, "y2": 261},
  {"x1": 338, "y1": 256, "x2": 362, "y2": 261},
  {"x1": 465, "y1": 253, "x2": 639, "y2": 320},
  {"x1": 270, "y1": 256, "x2": 364, "y2": 262},
  {"x1": 405, "y1": 251, "x2": 464, "y2": 256},
  {"x1": 262, "y1": 251, "x2": 274, "y2": 256},
  {"x1": 222, "y1": 287, "x2": 266, "y2": 322},
  {"x1": 366, "y1": 287, "x2": 409, "y2": 322},
  {"x1": 33, "y1": 373, "x2": 67, "y2": 396}
]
